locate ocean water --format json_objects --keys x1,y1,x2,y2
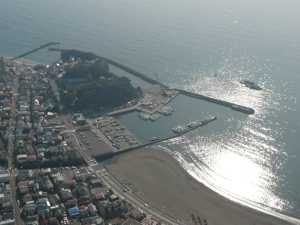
[{"x1": 1, "y1": 0, "x2": 299, "y2": 221}]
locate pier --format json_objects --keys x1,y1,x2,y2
[{"x1": 10, "y1": 42, "x2": 60, "y2": 60}]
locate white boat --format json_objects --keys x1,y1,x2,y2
[{"x1": 151, "y1": 137, "x2": 160, "y2": 141}]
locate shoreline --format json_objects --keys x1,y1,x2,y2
[
  {"x1": 1, "y1": 56, "x2": 40, "y2": 67},
  {"x1": 2, "y1": 54, "x2": 297, "y2": 224},
  {"x1": 107, "y1": 147, "x2": 298, "y2": 225}
]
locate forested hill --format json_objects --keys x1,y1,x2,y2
[{"x1": 59, "y1": 49, "x2": 141, "y2": 109}]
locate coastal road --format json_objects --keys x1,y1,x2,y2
[
  {"x1": 53, "y1": 82, "x2": 184, "y2": 225},
  {"x1": 62, "y1": 116, "x2": 184, "y2": 225},
  {"x1": 99, "y1": 169, "x2": 185, "y2": 225},
  {"x1": 7, "y1": 75, "x2": 21, "y2": 224}
]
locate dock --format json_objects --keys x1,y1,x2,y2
[{"x1": 10, "y1": 42, "x2": 60, "y2": 60}]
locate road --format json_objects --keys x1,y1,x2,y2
[
  {"x1": 51, "y1": 79, "x2": 185, "y2": 225},
  {"x1": 7, "y1": 76, "x2": 22, "y2": 224}
]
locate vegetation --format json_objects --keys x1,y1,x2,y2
[
  {"x1": 63, "y1": 76, "x2": 140, "y2": 109},
  {"x1": 63, "y1": 60, "x2": 111, "y2": 81},
  {"x1": 59, "y1": 50, "x2": 142, "y2": 109},
  {"x1": 61, "y1": 49, "x2": 105, "y2": 63}
]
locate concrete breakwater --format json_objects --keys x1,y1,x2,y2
[
  {"x1": 177, "y1": 89, "x2": 255, "y2": 114},
  {"x1": 102, "y1": 57, "x2": 255, "y2": 114},
  {"x1": 95, "y1": 117, "x2": 217, "y2": 160},
  {"x1": 11, "y1": 42, "x2": 60, "y2": 60},
  {"x1": 104, "y1": 57, "x2": 169, "y2": 88}
]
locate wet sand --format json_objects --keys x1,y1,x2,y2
[{"x1": 107, "y1": 147, "x2": 295, "y2": 225}]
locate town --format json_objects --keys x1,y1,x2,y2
[{"x1": 0, "y1": 56, "x2": 174, "y2": 225}]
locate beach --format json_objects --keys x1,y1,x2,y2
[
  {"x1": 107, "y1": 147, "x2": 295, "y2": 225},
  {"x1": 1, "y1": 56, "x2": 39, "y2": 67}
]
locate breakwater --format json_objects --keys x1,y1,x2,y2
[
  {"x1": 48, "y1": 48, "x2": 254, "y2": 114},
  {"x1": 95, "y1": 116, "x2": 217, "y2": 160},
  {"x1": 104, "y1": 58, "x2": 169, "y2": 88},
  {"x1": 177, "y1": 89, "x2": 255, "y2": 114},
  {"x1": 101, "y1": 57, "x2": 255, "y2": 114},
  {"x1": 10, "y1": 42, "x2": 60, "y2": 60}
]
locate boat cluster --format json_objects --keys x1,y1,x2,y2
[
  {"x1": 187, "y1": 121, "x2": 200, "y2": 128},
  {"x1": 172, "y1": 125, "x2": 187, "y2": 133},
  {"x1": 202, "y1": 116, "x2": 215, "y2": 123},
  {"x1": 158, "y1": 106, "x2": 174, "y2": 116},
  {"x1": 173, "y1": 116, "x2": 217, "y2": 133},
  {"x1": 150, "y1": 137, "x2": 160, "y2": 141},
  {"x1": 138, "y1": 112, "x2": 160, "y2": 121}
]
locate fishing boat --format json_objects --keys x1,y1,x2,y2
[
  {"x1": 188, "y1": 121, "x2": 200, "y2": 128},
  {"x1": 172, "y1": 125, "x2": 187, "y2": 133},
  {"x1": 150, "y1": 137, "x2": 159, "y2": 141}
]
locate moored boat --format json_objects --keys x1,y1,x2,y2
[{"x1": 150, "y1": 137, "x2": 160, "y2": 141}]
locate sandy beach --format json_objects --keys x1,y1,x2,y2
[
  {"x1": 1, "y1": 56, "x2": 40, "y2": 67},
  {"x1": 107, "y1": 147, "x2": 296, "y2": 225}
]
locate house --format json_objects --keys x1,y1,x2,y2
[
  {"x1": 48, "y1": 217, "x2": 59, "y2": 225},
  {"x1": 79, "y1": 205, "x2": 89, "y2": 218},
  {"x1": 74, "y1": 168, "x2": 92, "y2": 181},
  {"x1": 26, "y1": 214, "x2": 38, "y2": 223},
  {"x1": 58, "y1": 188, "x2": 72, "y2": 200},
  {"x1": 22, "y1": 204, "x2": 36, "y2": 216},
  {"x1": 123, "y1": 218, "x2": 142, "y2": 225},
  {"x1": 40, "y1": 218, "x2": 49, "y2": 225},
  {"x1": 77, "y1": 182, "x2": 88, "y2": 196},
  {"x1": 68, "y1": 206, "x2": 79, "y2": 217},
  {"x1": 0, "y1": 171, "x2": 9, "y2": 183},
  {"x1": 90, "y1": 178, "x2": 103, "y2": 188},
  {"x1": 66, "y1": 180, "x2": 76, "y2": 188},
  {"x1": 109, "y1": 194, "x2": 119, "y2": 201},
  {"x1": 87, "y1": 203, "x2": 97, "y2": 216},
  {"x1": 54, "y1": 209, "x2": 62, "y2": 219},
  {"x1": 90, "y1": 216, "x2": 104, "y2": 225},
  {"x1": 45, "y1": 180, "x2": 54, "y2": 192},
  {"x1": 93, "y1": 193, "x2": 105, "y2": 202},
  {"x1": 74, "y1": 113, "x2": 86, "y2": 125},
  {"x1": 48, "y1": 194, "x2": 60, "y2": 206},
  {"x1": 27, "y1": 155, "x2": 37, "y2": 163},
  {"x1": 144, "y1": 218, "x2": 161, "y2": 225},
  {"x1": 66, "y1": 198, "x2": 77, "y2": 208},
  {"x1": 17, "y1": 154, "x2": 28, "y2": 164},
  {"x1": 3, "y1": 184, "x2": 11, "y2": 196},
  {"x1": 0, "y1": 194, "x2": 11, "y2": 204},
  {"x1": 54, "y1": 176, "x2": 67, "y2": 189},
  {"x1": 77, "y1": 195, "x2": 90, "y2": 205},
  {"x1": 129, "y1": 208, "x2": 144, "y2": 221}
]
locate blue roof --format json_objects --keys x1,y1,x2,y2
[
  {"x1": 81, "y1": 218, "x2": 91, "y2": 223},
  {"x1": 37, "y1": 209, "x2": 47, "y2": 214},
  {"x1": 45, "y1": 132, "x2": 52, "y2": 136},
  {"x1": 68, "y1": 206, "x2": 79, "y2": 216}
]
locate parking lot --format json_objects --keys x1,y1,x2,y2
[
  {"x1": 77, "y1": 129, "x2": 114, "y2": 158},
  {"x1": 84, "y1": 116, "x2": 142, "y2": 153}
]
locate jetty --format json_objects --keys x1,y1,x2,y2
[{"x1": 10, "y1": 42, "x2": 60, "y2": 60}]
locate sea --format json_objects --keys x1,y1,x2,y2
[{"x1": 1, "y1": 0, "x2": 299, "y2": 222}]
